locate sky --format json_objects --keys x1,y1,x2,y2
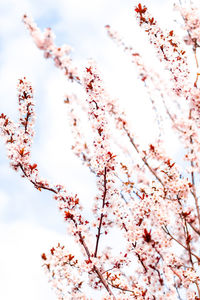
[{"x1": 0, "y1": 0, "x2": 182, "y2": 299}]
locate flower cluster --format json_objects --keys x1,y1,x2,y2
[
  {"x1": 83, "y1": 62, "x2": 120, "y2": 254},
  {"x1": 135, "y1": 3, "x2": 191, "y2": 97},
  {"x1": 176, "y1": 3, "x2": 200, "y2": 48},
  {"x1": 41, "y1": 243, "x2": 85, "y2": 300},
  {"x1": 0, "y1": 78, "x2": 37, "y2": 176},
  {"x1": 64, "y1": 93, "x2": 93, "y2": 170},
  {"x1": 23, "y1": 15, "x2": 80, "y2": 82},
  {"x1": 105, "y1": 25, "x2": 148, "y2": 82}
]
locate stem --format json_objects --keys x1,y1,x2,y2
[
  {"x1": 183, "y1": 217, "x2": 200, "y2": 298},
  {"x1": 123, "y1": 124, "x2": 163, "y2": 186},
  {"x1": 122, "y1": 222, "x2": 148, "y2": 273},
  {"x1": 108, "y1": 282, "x2": 135, "y2": 295},
  {"x1": 94, "y1": 266, "x2": 116, "y2": 299},
  {"x1": 184, "y1": 219, "x2": 193, "y2": 266},
  {"x1": 94, "y1": 167, "x2": 107, "y2": 257},
  {"x1": 78, "y1": 231, "x2": 116, "y2": 298},
  {"x1": 188, "y1": 109, "x2": 200, "y2": 230},
  {"x1": 188, "y1": 222, "x2": 200, "y2": 235},
  {"x1": 19, "y1": 163, "x2": 57, "y2": 194},
  {"x1": 194, "y1": 47, "x2": 199, "y2": 68},
  {"x1": 162, "y1": 226, "x2": 200, "y2": 262}
]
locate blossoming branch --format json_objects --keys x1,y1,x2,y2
[{"x1": 1, "y1": 1, "x2": 200, "y2": 299}]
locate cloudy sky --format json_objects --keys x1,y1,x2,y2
[{"x1": 0, "y1": 0, "x2": 181, "y2": 299}]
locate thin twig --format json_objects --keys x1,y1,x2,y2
[
  {"x1": 123, "y1": 125, "x2": 163, "y2": 186},
  {"x1": 162, "y1": 226, "x2": 200, "y2": 262},
  {"x1": 94, "y1": 167, "x2": 107, "y2": 257}
]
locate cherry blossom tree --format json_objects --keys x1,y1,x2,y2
[{"x1": 1, "y1": 1, "x2": 200, "y2": 299}]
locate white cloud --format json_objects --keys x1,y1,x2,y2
[
  {"x1": 0, "y1": 190, "x2": 9, "y2": 215},
  {"x1": 0, "y1": 221, "x2": 61, "y2": 300}
]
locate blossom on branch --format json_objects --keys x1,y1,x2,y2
[{"x1": 23, "y1": 14, "x2": 80, "y2": 82}]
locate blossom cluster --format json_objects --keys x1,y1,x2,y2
[
  {"x1": 23, "y1": 14, "x2": 80, "y2": 82},
  {"x1": 105, "y1": 25, "x2": 148, "y2": 83},
  {"x1": 176, "y1": 3, "x2": 200, "y2": 48},
  {"x1": 41, "y1": 243, "x2": 84, "y2": 300},
  {"x1": 0, "y1": 78, "x2": 37, "y2": 176},
  {"x1": 135, "y1": 3, "x2": 191, "y2": 97}
]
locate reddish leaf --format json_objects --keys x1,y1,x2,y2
[{"x1": 135, "y1": 3, "x2": 147, "y2": 14}]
